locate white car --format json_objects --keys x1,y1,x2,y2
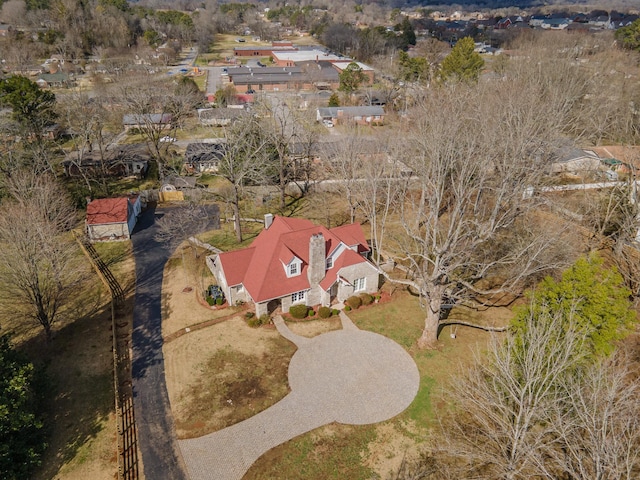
[
  {"x1": 323, "y1": 120, "x2": 334, "y2": 128},
  {"x1": 160, "y1": 136, "x2": 176, "y2": 143}
]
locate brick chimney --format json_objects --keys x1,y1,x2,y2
[{"x1": 307, "y1": 233, "x2": 325, "y2": 287}]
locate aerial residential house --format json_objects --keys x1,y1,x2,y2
[
  {"x1": 207, "y1": 215, "x2": 380, "y2": 316},
  {"x1": 316, "y1": 106, "x2": 385, "y2": 126},
  {"x1": 85, "y1": 196, "x2": 142, "y2": 241},
  {"x1": 550, "y1": 147, "x2": 601, "y2": 174},
  {"x1": 184, "y1": 142, "x2": 226, "y2": 173},
  {"x1": 541, "y1": 18, "x2": 571, "y2": 30}
]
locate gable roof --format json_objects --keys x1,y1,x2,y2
[
  {"x1": 86, "y1": 197, "x2": 129, "y2": 225},
  {"x1": 317, "y1": 106, "x2": 385, "y2": 119},
  {"x1": 216, "y1": 216, "x2": 372, "y2": 303}
]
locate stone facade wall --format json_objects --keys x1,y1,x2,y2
[
  {"x1": 337, "y1": 263, "x2": 379, "y2": 302},
  {"x1": 87, "y1": 222, "x2": 129, "y2": 241}
]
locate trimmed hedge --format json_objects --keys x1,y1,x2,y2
[
  {"x1": 259, "y1": 314, "x2": 271, "y2": 325},
  {"x1": 318, "y1": 306, "x2": 332, "y2": 318},
  {"x1": 245, "y1": 311, "x2": 255, "y2": 319},
  {"x1": 206, "y1": 296, "x2": 215, "y2": 306},
  {"x1": 332, "y1": 309, "x2": 340, "y2": 316},
  {"x1": 215, "y1": 297, "x2": 224, "y2": 305},
  {"x1": 308, "y1": 309, "x2": 315, "y2": 317},
  {"x1": 346, "y1": 295, "x2": 362, "y2": 309},
  {"x1": 359, "y1": 293, "x2": 374, "y2": 306},
  {"x1": 344, "y1": 305, "x2": 351, "y2": 312},
  {"x1": 289, "y1": 304, "x2": 308, "y2": 319}
]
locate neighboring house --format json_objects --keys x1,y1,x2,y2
[
  {"x1": 317, "y1": 106, "x2": 385, "y2": 126},
  {"x1": 185, "y1": 142, "x2": 226, "y2": 173},
  {"x1": 550, "y1": 147, "x2": 601, "y2": 174},
  {"x1": 208, "y1": 215, "x2": 379, "y2": 316},
  {"x1": 122, "y1": 113, "x2": 172, "y2": 131},
  {"x1": 541, "y1": 18, "x2": 571, "y2": 30},
  {"x1": 36, "y1": 72, "x2": 74, "y2": 88},
  {"x1": 85, "y1": 196, "x2": 142, "y2": 241},
  {"x1": 62, "y1": 147, "x2": 149, "y2": 178}
]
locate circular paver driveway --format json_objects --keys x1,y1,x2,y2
[
  {"x1": 288, "y1": 328, "x2": 419, "y2": 425},
  {"x1": 179, "y1": 314, "x2": 419, "y2": 480}
]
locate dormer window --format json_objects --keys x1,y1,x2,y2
[
  {"x1": 326, "y1": 257, "x2": 333, "y2": 269},
  {"x1": 286, "y1": 257, "x2": 302, "y2": 277}
]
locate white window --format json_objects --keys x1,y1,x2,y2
[
  {"x1": 289, "y1": 262, "x2": 298, "y2": 275},
  {"x1": 353, "y1": 277, "x2": 366, "y2": 292},
  {"x1": 291, "y1": 290, "x2": 306, "y2": 303},
  {"x1": 326, "y1": 257, "x2": 333, "y2": 269}
]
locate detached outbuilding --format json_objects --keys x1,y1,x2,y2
[{"x1": 85, "y1": 196, "x2": 142, "y2": 241}]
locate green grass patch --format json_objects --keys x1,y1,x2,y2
[
  {"x1": 199, "y1": 221, "x2": 263, "y2": 251},
  {"x1": 245, "y1": 424, "x2": 376, "y2": 480},
  {"x1": 349, "y1": 291, "x2": 424, "y2": 349},
  {"x1": 92, "y1": 241, "x2": 131, "y2": 267}
]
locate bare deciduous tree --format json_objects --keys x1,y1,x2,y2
[
  {"x1": 443, "y1": 310, "x2": 584, "y2": 479},
  {"x1": 117, "y1": 76, "x2": 201, "y2": 178},
  {"x1": 554, "y1": 353, "x2": 640, "y2": 480},
  {"x1": 0, "y1": 172, "x2": 85, "y2": 341},
  {"x1": 389, "y1": 81, "x2": 573, "y2": 348},
  {"x1": 216, "y1": 117, "x2": 273, "y2": 243}
]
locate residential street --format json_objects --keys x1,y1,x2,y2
[{"x1": 130, "y1": 203, "x2": 219, "y2": 480}]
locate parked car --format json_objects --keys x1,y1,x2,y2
[
  {"x1": 323, "y1": 120, "x2": 334, "y2": 128},
  {"x1": 246, "y1": 89, "x2": 256, "y2": 94},
  {"x1": 257, "y1": 61, "x2": 266, "y2": 67},
  {"x1": 160, "y1": 136, "x2": 176, "y2": 143}
]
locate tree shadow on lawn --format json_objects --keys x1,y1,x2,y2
[{"x1": 20, "y1": 304, "x2": 116, "y2": 480}]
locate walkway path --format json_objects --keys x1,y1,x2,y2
[{"x1": 178, "y1": 312, "x2": 420, "y2": 480}]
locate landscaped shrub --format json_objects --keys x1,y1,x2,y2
[
  {"x1": 247, "y1": 316, "x2": 261, "y2": 328},
  {"x1": 346, "y1": 295, "x2": 362, "y2": 310},
  {"x1": 359, "y1": 293, "x2": 374, "y2": 306},
  {"x1": 215, "y1": 297, "x2": 224, "y2": 306},
  {"x1": 245, "y1": 311, "x2": 255, "y2": 320},
  {"x1": 289, "y1": 304, "x2": 308, "y2": 319},
  {"x1": 344, "y1": 305, "x2": 351, "y2": 312},
  {"x1": 206, "y1": 296, "x2": 215, "y2": 306},
  {"x1": 318, "y1": 306, "x2": 331, "y2": 318},
  {"x1": 332, "y1": 309, "x2": 340, "y2": 316},
  {"x1": 259, "y1": 314, "x2": 271, "y2": 325},
  {"x1": 308, "y1": 309, "x2": 315, "y2": 317}
]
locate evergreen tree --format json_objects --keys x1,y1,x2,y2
[
  {"x1": 0, "y1": 335, "x2": 47, "y2": 479},
  {"x1": 0, "y1": 76, "x2": 56, "y2": 137},
  {"x1": 328, "y1": 92, "x2": 340, "y2": 107},
  {"x1": 438, "y1": 37, "x2": 484, "y2": 83},
  {"x1": 615, "y1": 18, "x2": 640, "y2": 51},
  {"x1": 338, "y1": 62, "x2": 368, "y2": 93},
  {"x1": 512, "y1": 254, "x2": 636, "y2": 358}
]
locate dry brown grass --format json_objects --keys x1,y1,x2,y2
[{"x1": 9, "y1": 242, "x2": 138, "y2": 480}]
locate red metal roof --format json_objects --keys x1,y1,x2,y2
[
  {"x1": 216, "y1": 216, "x2": 371, "y2": 303},
  {"x1": 86, "y1": 197, "x2": 129, "y2": 225}
]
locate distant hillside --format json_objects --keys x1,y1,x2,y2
[{"x1": 396, "y1": 0, "x2": 638, "y2": 9}]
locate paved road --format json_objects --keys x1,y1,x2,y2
[
  {"x1": 179, "y1": 312, "x2": 420, "y2": 480},
  {"x1": 131, "y1": 203, "x2": 219, "y2": 480}
]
